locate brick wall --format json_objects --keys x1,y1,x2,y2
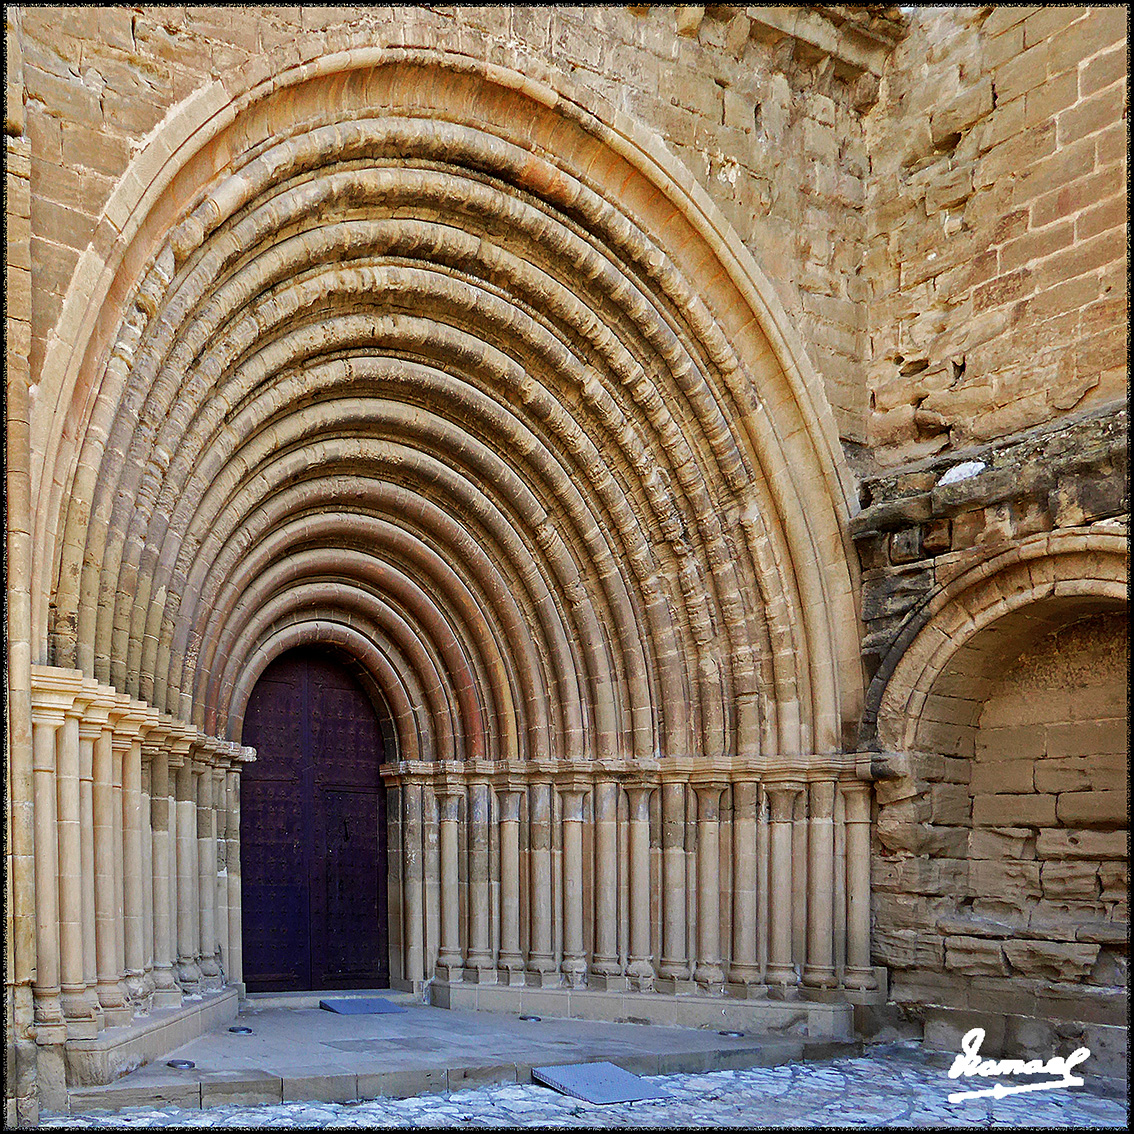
[{"x1": 865, "y1": 6, "x2": 1128, "y2": 468}]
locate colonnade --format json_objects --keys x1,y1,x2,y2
[
  {"x1": 26, "y1": 665, "x2": 251, "y2": 1044},
  {"x1": 386, "y1": 759, "x2": 877, "y2": 998}
]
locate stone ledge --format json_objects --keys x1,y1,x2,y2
[
  {"x1": 430, "y1": 982, "x2": 855, "y2": 1040},
  {"x1": 64, "y1": 986, "x2": 239, "y2": 1088}
]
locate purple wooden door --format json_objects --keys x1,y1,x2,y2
[{"x1": 241, "y1": 649, "x2": 388, "y2": 991}]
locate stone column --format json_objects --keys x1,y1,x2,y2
[
  {"x1": 122, "y1": 734, "x2": 149, "y2": 1010},
  {"x1": 589, "y1": 778, "x2": 622, "y2": 988},
  {"x1": 110, "y1": 727, "x2": 130, "y2": 1014},
  {"x1": 693, "y1": 784, "x2": 724, "y2": 989},
  {"x1": 175, "y1": 755, "x2": 201, "y2": 994},
  {"x1": 31, "y1": 703, "x2": 66, "y2": 1041},
  {"x1": 228, "y1": 749, "x2": 254, "y2": 987},
  {"x1": 624, "y1": 784, "x2": 655, "y2": 990},
  {"x1": 58, "y1": 700, "x2": 98, "y2": 1037},
  {"x1": 765, "y1": 782, "x2": 802, "y2": 992},
  {"x1": 466, "y1": 779, "x2": 495, "y2": 982},
  {"x1": 658, "y1": 781, "x2": 690, "y2": 990},
  {"x1": 728, "y1": 780, "x2": 760, "y2": 992},
  {"x1": 496, "y1": 786, "x2": 525, "y2": 984},
  {"x1": 147, "y1": 740, "x2": 180, "y2": 1007},
  {"x1": 435, "y1": 781, "x2": 463, "y2": 981},
  {"x1": 141, "y1": 753, "x2": 155, "y2": 1004},
  {"x1": 94, "y1": 723, "x2": 132, "y2": 1024},
  {"x1": 77, "y1": 715, "x2": 105, "y2": 1022},
  {"x1": 213, "y1": 761, "x2": 229, "y2": 985},
  {"x1": 196, "y1": 756, "x2": 221, "y2": 990},
  {"x1": 402, "y1": 781, "x2": 425, "y2": 985},
  {"x1": 842, "y1": 782, "x2": 877, "y2": 991},
  {"x1": 803, "y1": 780, "x2": 838, "y2": 990},
  {"x1": 559, "y1": 784, "x2": 588, "y2": 988},
  {"x1": 527, "y1": 778, "x2": 556, "y2": 985}
]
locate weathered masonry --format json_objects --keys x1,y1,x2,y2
[{"x1": 5, "y1": 5, "x2": 1128, "y2": 1123}]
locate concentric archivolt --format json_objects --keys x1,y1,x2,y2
[{"x1": 41, "y1": 51, "x2": 861, "y2": 764}]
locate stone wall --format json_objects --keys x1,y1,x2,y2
[
  {"x1": 870, "y1": 609, "x2": 1127, "y2": 1079},
  {"x1": 865, "y1": 6, "x2": 1127, "y2": 467}
]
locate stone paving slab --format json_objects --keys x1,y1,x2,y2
[
  {"x1": 44, "y1": 1044, "x2": 1128, "y2": 1128},
  {"x1": 62, "y1": 1000, "x2": 839, "y2": 1115}
]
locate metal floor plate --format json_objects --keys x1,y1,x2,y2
[
  {"x1": 532, "y1": 1061, "x2": 670, "y2": 1104},
  {"x1": 318, "y1": 997, "x2": 408, "y2": 1014}
]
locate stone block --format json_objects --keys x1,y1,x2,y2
[
  {"x1": 970, "y1": 758, "x2": 1035, "y2": 795},
  {"x1": 1096, "y1": 862, "x2": 1127, "y2": 901},
  {"x1": 944, "y1": 936, "x2": 1009, "y2": 976},
  {"x1": 972, "y1": 793, "x2": 1056, "y2": 827},
  {"x1": 447, "y1": 1064, "x2": 518, "y2": 1091},
  {"x1": 200, "y1": 1070, "x2": 282, "y2": 1108},
  {"x1": 1016, "y1": 941, "x2": 1107, "y2": 990},
  {"x1": 1055, "y1": 791, "x2": 1126, "y2": 827},
  {"x1": 970, "y1": 859, "x2": 1042, "y2": 903},
  {"x1": 281, "y1": 1073, "x2": 358, "y2": 1103},
  {"x1": 1040, "y1": 860, "x2": 1101, "y2": 900},
  {"x1": 356, "y1": 1068, "x2": 446, "y2": 1101}
]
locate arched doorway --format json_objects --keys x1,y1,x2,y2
[{"x1": 240, "y1": 647, "x2": 389, "y2": 992}]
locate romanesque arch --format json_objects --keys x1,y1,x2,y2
[{"x1": 18, "y1": 36, "x2": 877, "y2": 1095}]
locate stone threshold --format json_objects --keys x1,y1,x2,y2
[
  {"x1": 431, "y1": 981, "x2": 855, "y2": 1039},
  {"x1": 242, "y1": 988, "x2": 422, "y2": 1010},
  {"x1": 65, "y1": 987, "x2": 240, "y2": 1088},
  {"x1": 66, "y1": 1031, "x2": 860, "y2": 1114}
]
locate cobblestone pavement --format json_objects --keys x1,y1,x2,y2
[{"x1": 43, "y1": 1045, "x2": 1127, "y2": 1128}]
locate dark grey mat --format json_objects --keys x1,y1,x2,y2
[
  {"x1": 532, "y1": 1061, "x2": 670, "y2": 1104},
  {"x1": 318, "y1": 997, "x2": 408, "y2": 1014}
]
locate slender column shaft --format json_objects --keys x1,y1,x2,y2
[
  {"x1": 527, "y1": 781, "x2": 555, "y2": 982},
  {"x1": 466, "y1": 782, "x2": 493, "y2": 979},
  {"x1": 58, "y1": 711, "x2": 96, "y2": 1034},
  {"x1": 148, "y1": 747, "x2": 179, "y2": 1005},
  {"x1": 766, "y1": 784, "x2": 802, "y2": 990},
  {"x1": 123, "y1": 737, "x2": 147, "y2": 1007},
  {"x1": 729, "y1": 781, "x2": 759, "y2": 987},
  {"x1": 93, "y1": 727, "x2": 130, "y2": 1022},
  {"x1": 32, "y1": 714, "x2": 65, "y2": 1034},
  {"x1": 214, "y1": 765, "x2": 228, "y2": 984},
  {"x1": 226, "y1": 766, "x2": 244, "y2": 987},
  {"x1": 402, "y1": 783, "x2": 424, "y2": 984},
  {"x1": 175, "y1": 760, "x2": 201, "y2": 993},
  {"x1": 658, "y1": 781, "x2": 689, "y2": 982},
  {"x1": 626, "y1": 785, "x2": 654, "y2": 989},
  {"x1": 560, "y1": 788, "x2": 587, "y2": 987},
  {"x1": 843, "y1": 783, "x2": 877, "y2": 990},
  {"x1": 111, "y1": 740, "x2": 128, "y2": 1012},
  {"x1": 589, "y1": 780, "x2": 620, "y2": 980},
  {"x1": 141, "y1": 757, "x2": 154, "y2": 1002},
  {"x1": 197, "y1": 761, "x2": 220, "y2": 987},
  {"x1": 804, "y1": 781, "x2": 838, "y2": 989},
  {"x1": 497, "y1": 789, "x2": 524, "y2": 981},
  {"x1": 167, "y1": 757, "x2": 182, "y2": 988},
  {"x1": 436, "y1": 788, "x2": 462, "y2": 978},
  {"x1": 693, "y1": 785, "x2": 724, "y2": 987},
  {"x1": 78, "y1": 724, "x2": 102, "y2": 1021}
]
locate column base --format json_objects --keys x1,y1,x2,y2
[
  {"x1": 151, "y1": 986, "x2": 183, "y2": 1009},
  {"x1": 588, "y1": 972, "x2": 629, "y2": 992},
  {"x1": 562, "y1": 960, "x2": 588, "y2": 989},
  {"x1": 466, "y1": 964, "x2": 498, "y2": 985},
  {"x1": 526, "y1": 967, "x2": 562, "y2": 989},
  {"x1": 725, "y1": 980, "x2": 769, "y2": 999},
  {"x1": 498, "y1": 965, "x2": 527, "y2": 987},
  {"x1": 654, "y1": 975, "x2": 698, "y2": 995},
  {"x1": 434, "y1": 962, "x2": 464, "y2": 982}
]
